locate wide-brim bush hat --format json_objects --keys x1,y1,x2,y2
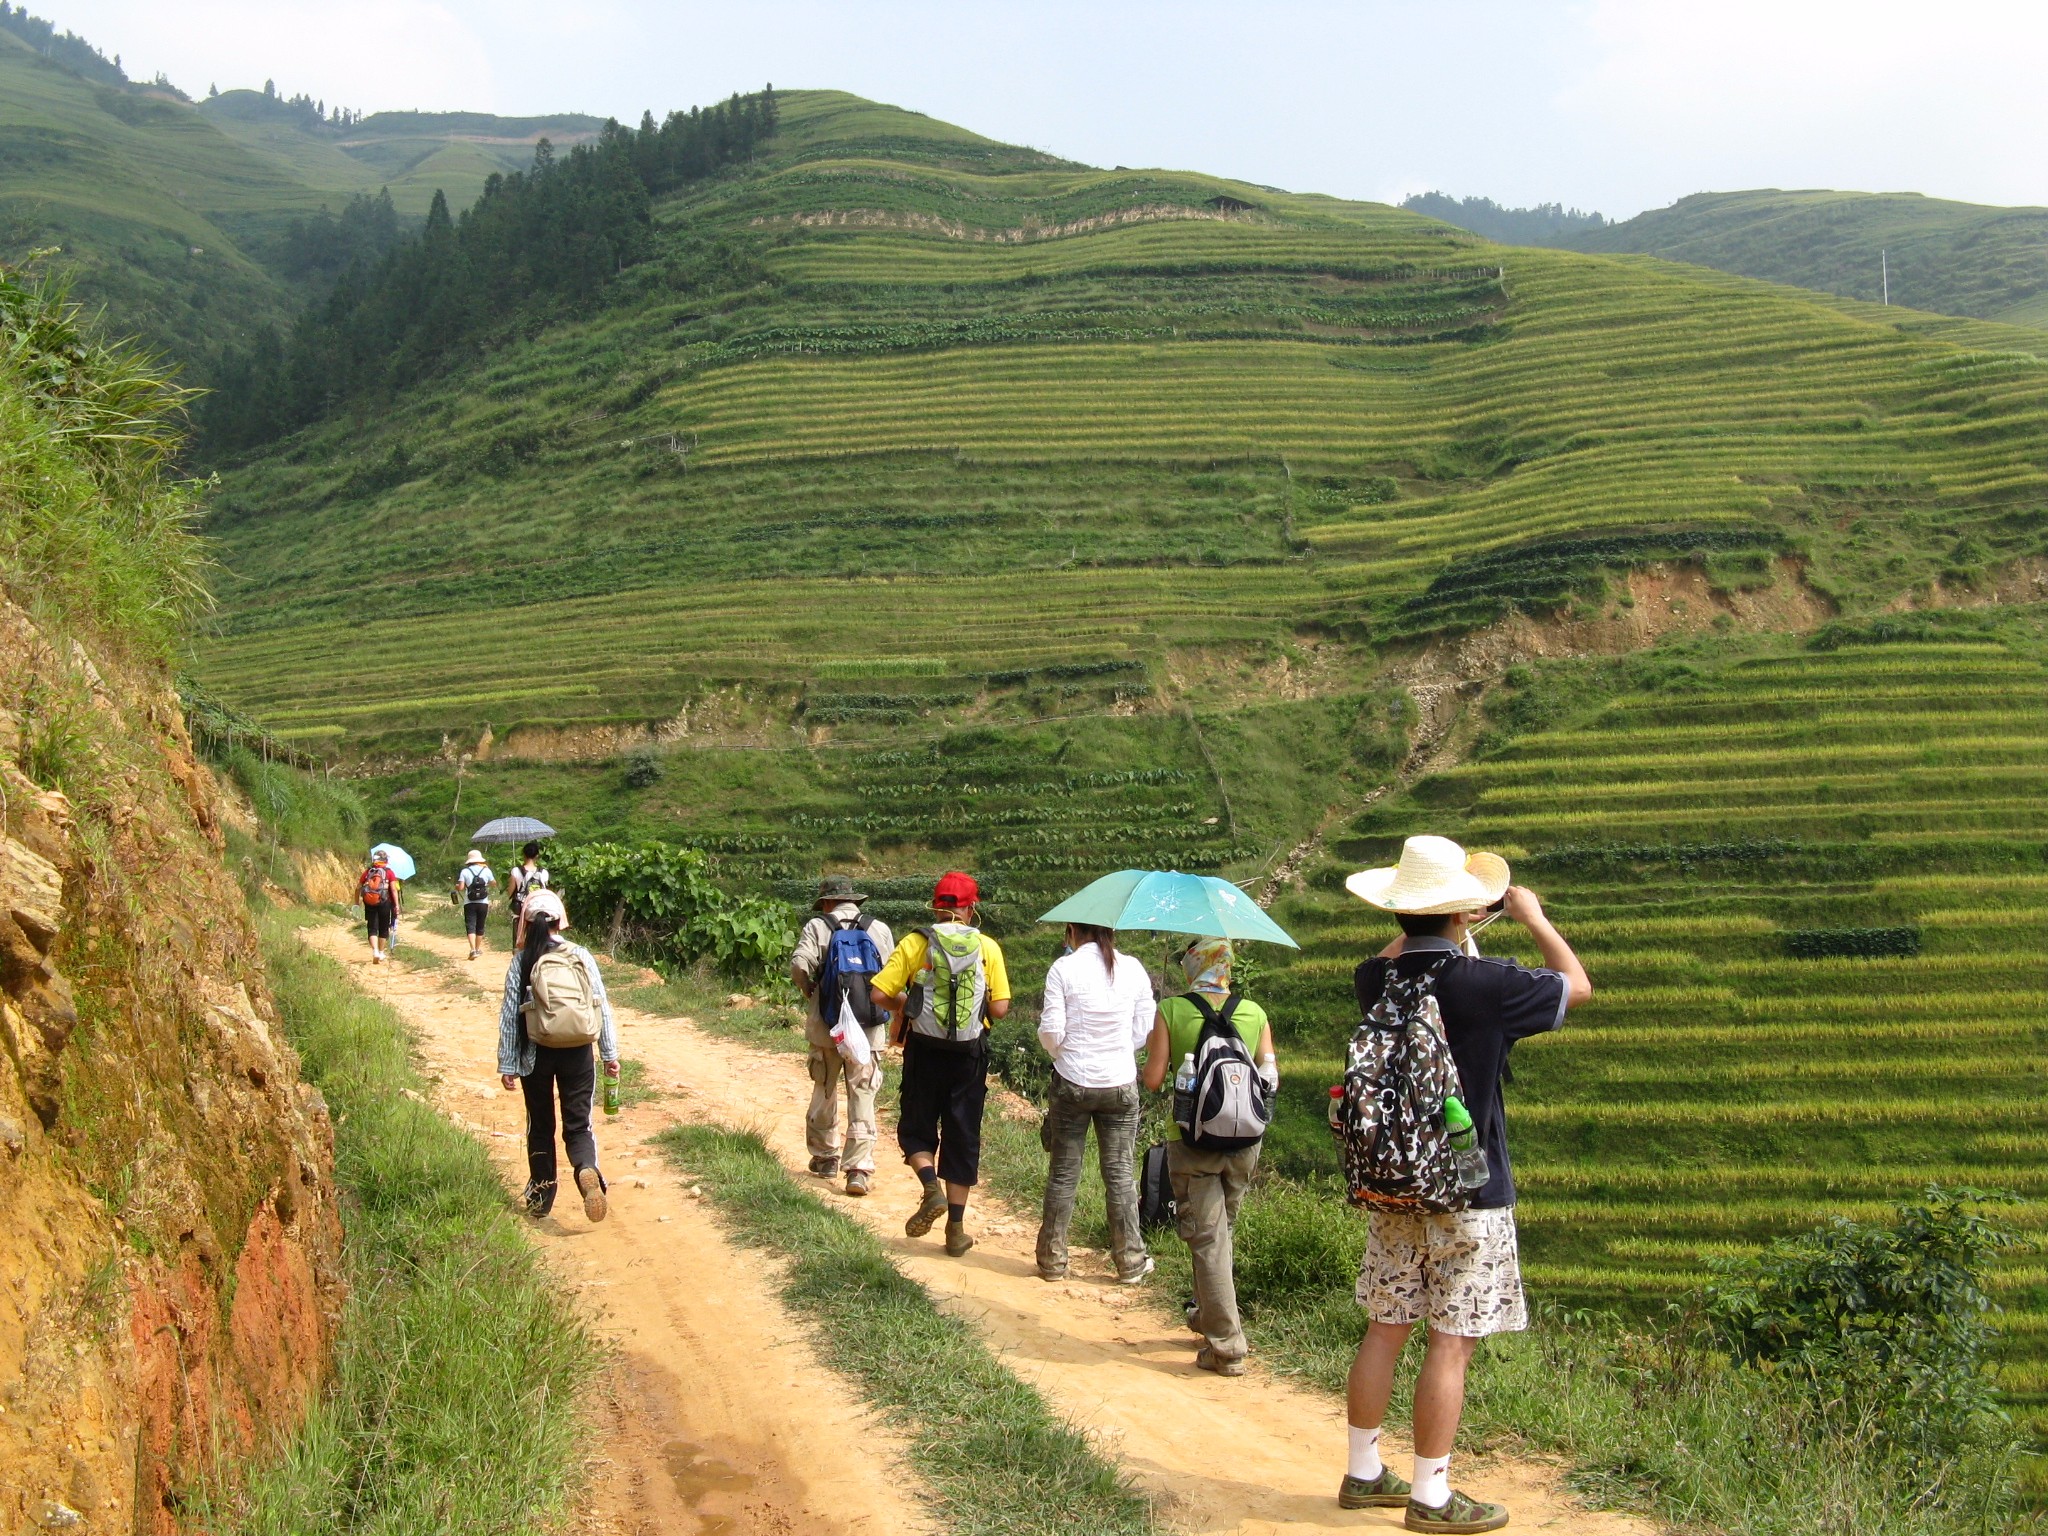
[
  {"x1": 814, "y1": 873, "x2": 868, "y2": 907},
  {"x1": 522, "y1": 889, "x2": 569, "y2": 929},
  {"x1": 1345, "y1": 835, "x2": 1510, "y2": 915}
]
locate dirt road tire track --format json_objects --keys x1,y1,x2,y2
[{"x1": 307, "y1": 918, "x2": 1657, "y2": 1536}]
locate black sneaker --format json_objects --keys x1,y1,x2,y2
[
  {"x1": 1405, "y1": 1490, "x2": 1509, "y2": 1533},
  {"x1": 905, "y1": 1182, "x2": 948, "y2": 1237},
  {"x1": 1338, "y1": 1469, "x2": 1411, "y2": 1508},
  {"x1": 521, "y1": 1179, "x2": 555, "y2": 1218}
]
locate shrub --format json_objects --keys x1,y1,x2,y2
[
  {"x1": 622, "y1": 748, "x2": 663, "y2": 789},
  {"x1": 1701, "y1": 1186, "x2": 2022, "y2": 1454},
  {"x1": 546, "y1": 839, "x2": 796, "y2": 981}
]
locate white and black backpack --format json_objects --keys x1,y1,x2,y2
[
  {"x1": 1338, "y1": 957, "x2": 1466, "y2": 1212},
  {"x1": 1179, "y1": 993, "x2": 1271, "y2": 1152}
]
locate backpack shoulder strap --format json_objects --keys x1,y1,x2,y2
[
  {"x1": 1187, "y1": 992, "x2": 1219, "y2": 1027},
  {"x1": 1218, "y1": 991, "x2": 1242, "y2": 1030},
  {"x1": 852, "y1": 913, "x2": 872, "y2": 932}
]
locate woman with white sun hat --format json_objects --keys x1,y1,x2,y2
[{"x1": 1333, "y1": 834, "x2": 1590, "y2": 1535}]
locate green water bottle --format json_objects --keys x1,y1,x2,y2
[
  {"x1": 604, "y1": 1068, "x2": 621, "y2": 1117},
  {"x1": 1444, "y1": 1095, "x2": 1487, "y2": 1192}
]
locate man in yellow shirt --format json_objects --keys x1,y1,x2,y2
[{"x1": 871, "y1": 871, "x2": 1010, "y2": 1257}]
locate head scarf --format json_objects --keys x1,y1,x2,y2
[{"x1": 1179, "y1": 935, "x2": 1233, "y2": 994}]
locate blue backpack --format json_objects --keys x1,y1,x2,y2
[{"x1": 814, "y1": 914, "x2": 883, "y2": 1030}]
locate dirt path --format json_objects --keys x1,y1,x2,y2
[
  {"x1": 308, "y1": 919, "x2": 1656, "y2": 1536},
  {"x1": 302, "y1": 923, "x2": 930, "y2": 1536}
]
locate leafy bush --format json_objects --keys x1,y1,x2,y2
[
  {"x1": 1786, "y1": 926, "x2": 1921, "y2": 959},
  {"x1": 621, "y1": 748, "x2": 663, "y2": 789},
  {"x1": 1701, "y1": 1186, "x2": 2022, "y2": 1453},
  {"x1": 546, "y1": 840, "x2": 796, "y2": 981}
]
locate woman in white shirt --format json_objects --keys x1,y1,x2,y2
[{"x1": 1034, "y1": 922, "x2": 1156, "y2": 1283}]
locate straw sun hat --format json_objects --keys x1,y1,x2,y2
[{"x1": 1345, "y1": 834, "x2": 1511, "y2": 916}]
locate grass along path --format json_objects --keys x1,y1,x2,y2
[
  {"x1": 659, "y1": 1124, "x2": 1153, "y2": 1536},
  {"x1": 295, "y1": 916, "x2": 932, "y2": 1536},
  {"x1": 326, "y1": 907, "x2": 1653, "y2": 1535}
]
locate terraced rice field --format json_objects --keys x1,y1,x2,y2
[
  {"x1": 1262, "y1": 636, "x2": 2048, "y2": 1429},
  {"x1": 199, "y1": 91, "x2": 2048, "y2": 747}
]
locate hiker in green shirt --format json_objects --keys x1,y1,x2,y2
[{"x1": 1141, "y1": 935, "x2": 1277, "y2": 1376}]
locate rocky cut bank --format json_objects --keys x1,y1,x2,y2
[{"x1": 0, "y1": 261, "x2": 345, "y2": 1532}]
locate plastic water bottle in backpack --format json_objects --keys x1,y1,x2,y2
[
  {"x1": 1172, "y1": 1053, "x2": 1197, "y2": 1129},
  {"x1": 1327, "y1": 1083, "x2": 1345, "y2": 1135},
  {"x1": 1444, "y1": 1095, "x2": 1488, "y2": 1192}
]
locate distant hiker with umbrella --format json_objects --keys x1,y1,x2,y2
[
  {"x1": 869, "y1": 872, "x2": 1010, "y2": 1256},
  {"x1": 790, "y1": 874, "x2": 895, "y2": 1197},
  {"x1": 498, "y1": 888, "x2": 618, "y2": 1225},
  {"x1": 470, "y1": 816, "x2": 556, "y2": 942},
  {"x1": 357, "y1": 847, "x2": 403, "y2": 964},
  {"x1": 1139, "y1": 934, "x2": 1276, "y2": 1376},
  {"x1": 1034, "y1": 918, "x2": 1156, "y2": 1284},
  {"x1": 452, "y1": 849, "x2": 495, "y2": 960},
  {"x1": 1333, "y1": 835, "x2": 1589, "y2": 1533}
]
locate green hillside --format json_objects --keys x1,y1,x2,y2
[
  {"x1": 0, "y1": 22, "x2": 609, "y2": 367},
  {"x1": 1571, "y1": 189, "x2": 2048, "y2": 331},
  {"x1": 197, "y1": 90, "x2": 606, "y2": 216},
  {"x1": 198, "y1": 93, "x2": 2048, "y2": 755}
]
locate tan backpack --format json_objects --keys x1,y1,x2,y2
[{"x1": 522, "y1": 947, "x2": 601, "y2": 1047}]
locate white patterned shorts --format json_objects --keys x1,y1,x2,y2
[{"x1": 1356, "y1": 1205, "x2": 1529, "y2": 1337}]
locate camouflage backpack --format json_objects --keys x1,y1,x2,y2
[{"x1": 1337, "y1": 957, "x2": 1467, "y2": 1213}]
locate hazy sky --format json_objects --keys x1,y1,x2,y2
[{"x1": 62, "y1": 0, "x2": 2048, "y2": 218}]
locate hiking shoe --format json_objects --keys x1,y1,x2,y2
[
  {"x1": 844, "y1": 1169, "x2": 871, "y2": 1197},
  {"x1": 1116, "y1": 1255, "x2": 1155, "y2": 1285},
  {"x1": 1338, "y1": 1469, "x2": 1412, "y2": 1509},
  {"x1": 944, "y1": 1220, "x2": 974, "y2": 1257},
  {"x1": 1037, "y1": 1267, "x2": 1068, "y2": 1282},
  {"x1": 808, "y1": 1155, "x2": 840, "y2": 1178},
  {"x1": 521, "y1": 1179, "x2": 555, "y2": 1219},
  {"x1": 1195, "y1": 1347, "x2": 1246, "y2": 1377},
  {"x1": 1405, "y1": 1491, "x2": 1509, "y2": 1533},
  {"x1": 577, "y1": 1167, "x2": 608, "y2": 1224},
  {"x1": 905, "y1": 1183, "x2": 949, "y2": 1237}
]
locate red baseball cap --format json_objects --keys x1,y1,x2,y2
[{"x1": 932, "y1": 871, "x2": 979, "y2": 909}]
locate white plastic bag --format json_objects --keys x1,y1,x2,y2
[{"x1": 830, "y1": 993, "x2": 873, "y2": 1068}]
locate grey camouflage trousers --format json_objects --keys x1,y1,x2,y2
[{"x1": 1036, "y1": 1075, "x2": 1147, "y2": 1278}]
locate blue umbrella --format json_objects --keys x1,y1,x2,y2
[
  {"x1": 472, "y1": 815, "x2": 557, "y2": 846},
  {"x1": 370, "y1": 842, "x2": 416, "y2": 881},
  {"x1": 1038, "y1": 870, "x2": 1299, "y2": 948}
]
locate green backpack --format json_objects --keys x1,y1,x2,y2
[{"x1": 907, "y1": 924, "x2": 989, "y2": 1049}]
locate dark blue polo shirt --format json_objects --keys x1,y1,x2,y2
[{"x1": 1352, "y1": 935, "x2": 1567, "y2": 1209}]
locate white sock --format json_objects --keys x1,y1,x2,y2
[
  {"x1": 1346, "y1": 1425, "x2": 1383, "y2": 1481},
  {"x1": 1411, "y1": 1453, "x2": 1451, "y2": 1510}
]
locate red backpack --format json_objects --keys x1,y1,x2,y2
[{"x1": 360, "y1": 865, "x2": 392, "y2": 906}]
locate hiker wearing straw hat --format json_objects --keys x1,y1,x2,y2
[
  {"x1": 453, "y1": 849, "x2": 495, "y2": 960},
  {"x1": 1335, "y1": 835, "x2": 1590, "y2": 1534},
  {"x1": 790, "y1": 874, "x2": 896, "y2": 1196}
]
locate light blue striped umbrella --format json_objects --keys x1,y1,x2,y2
[{"x1": 1038, "y1": 869, "x2": 1298, "y2": 948}]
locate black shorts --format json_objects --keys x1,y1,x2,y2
[
  {"x1": 896, "y1": 1034, "x2": 989, "y2": 1186},
  {"x1": 364, "y1": 903, "x2": 393, "y2": 939},
  {"x1": 464, "y1": 901, "x2": 489, "y2": 936}
]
